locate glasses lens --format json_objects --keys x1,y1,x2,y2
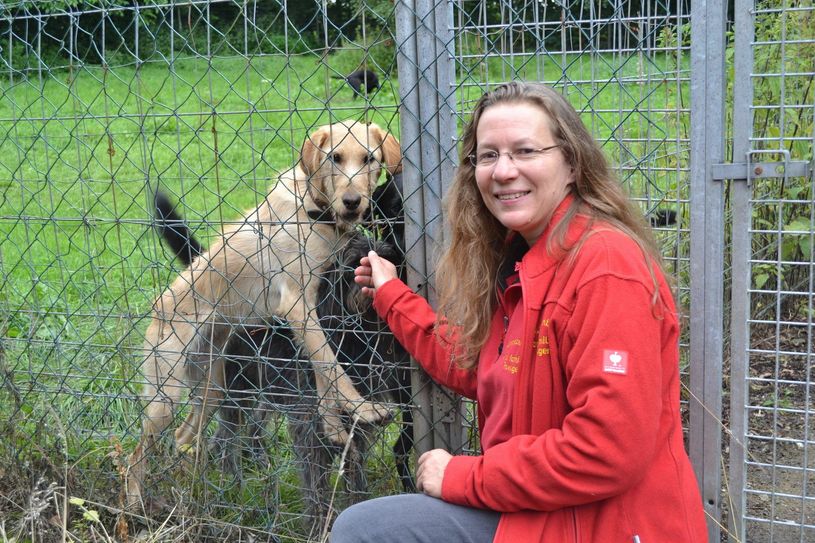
[{"x1": 477, "y1": 152, "x2": 497, "y2": 166}]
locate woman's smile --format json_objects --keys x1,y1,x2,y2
[{"x1": 495, "y1": 190, "x2": 531, "y2": 202}]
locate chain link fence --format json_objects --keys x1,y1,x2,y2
[
  {"x1": 1, "y1": 2, "x2": 406, "y2": 541},
  {"x1": 0, "y1": 1, "x2": 812, "y2": 542}
]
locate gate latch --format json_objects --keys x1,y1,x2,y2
[{"x1": 712, "y1": 150, "x2": 812, "y2": 186}]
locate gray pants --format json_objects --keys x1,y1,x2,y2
[{"x1": 330, "y1": 493, "x2": 501, "y2": 543}]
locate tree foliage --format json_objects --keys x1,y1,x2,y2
[{"x1": 2, "y1": 1, "x2": 395, "y2": 71}]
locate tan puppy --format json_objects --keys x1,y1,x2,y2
[{"x1": 126, "y1": 121, "x2": 402, "y2": 509}]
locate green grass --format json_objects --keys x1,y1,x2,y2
[
  {"x1": 0, "y1": 48, "x2": 689, "y2": 353},
  {"x1": 0, "y1": 55, "x2": 404, "y2": 377},
  {"x1": 0, "y1": 48, "x2": 690, "y2": 537}
]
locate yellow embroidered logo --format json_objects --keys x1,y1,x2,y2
[
  {"x1": 536, "y1": 319, "x2": 550, "y2": 361},
  {"x1": 502, "y1": 339, "x2": 522, "y2": 374}
]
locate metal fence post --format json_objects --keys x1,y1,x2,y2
[
  {"x1": 727, "y1": 1, "x2": 756, "y2": 540},
  {"x1": 690, "y1": 0, "x2": 728, "y2": 540},
  {"x1": 394, "y1": 0, "x2": 465, "y2": 455}
]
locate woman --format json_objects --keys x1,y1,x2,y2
[{"x1": 332, "y1": 82, "x2": 707, "y2": 542}]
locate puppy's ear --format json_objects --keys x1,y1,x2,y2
[
  {"x1": 372, "y1": 126, "x2": 403, "y2": 177},
  {"x1": 300, "y1": 126, "x2": 330, "y2": 177}
]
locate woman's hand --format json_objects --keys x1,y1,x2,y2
[
  {"x1": 354, "y1": 250, "x2": 399, "y2": 298},
  {"x1": 416, "y1": 449, "x2": 453, "y2": 498}
]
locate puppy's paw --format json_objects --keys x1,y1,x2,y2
[
  {"x1": 319, "y1": 404, "x2": 350, "y2": 445},
  {"x1": 350, "y1": 400, "x2": 393, "y2": 426},
  {"x1": 209, "y1": 438, "x2": 240, "y2": 476},
  {"x1": 322, "y1": 418, "x2": 350, "y2": 445}
]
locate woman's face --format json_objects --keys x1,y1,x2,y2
[{"x1": 474, "y1": 102, "x2": 574, "y2": 246}]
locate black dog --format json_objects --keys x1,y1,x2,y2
[
  {"x1": 152, "y1": 176, "x2": 413, "y2": 533},
  {"x1": 648, "y1": 208, "x2": 678, "y2": 227},
  {"x1": 334, "y1": 69, "x2": 380, "y2": 99},
  {"x1": 153, "y1": 191, "x2": 205, "y2": 263},
  {"x1": 214, "y1": 235, "x2": 411, "y2": 531}
]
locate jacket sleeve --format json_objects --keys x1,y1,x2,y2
[
  {"x1": 373, "y1": 278, "x2": 478, "y2": 398},
  {"x1": 441, "y1": 272, "x2": 668, "y2": 511}
]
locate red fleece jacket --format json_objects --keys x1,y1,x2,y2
[{"x1": 372, "y1": 199, "x2": 708, "y2": 542}]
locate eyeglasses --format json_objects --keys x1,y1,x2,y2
[{"x1": 467, "y1": 145, "x2": 561, "y2": 168}]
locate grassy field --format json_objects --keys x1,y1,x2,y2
[
  {"x1": 0, "y1": 48, "x2": 689, "y2": 366},
  {"x1": 0, "y1": 49, "x2": 690, "y2": 540}
]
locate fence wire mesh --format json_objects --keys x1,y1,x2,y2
[
  {"x1": 0, "y1": 1, "x2": 812, "y2": 542},
  {"x1": 444, "y1": 0, "x2": 693, "y2": 455},
  {"x1": 727, "y1": 2, "x2": 815, "y2": 541},
  {"x1": 1, "y1": 2, "x2": 407, "y2": 541}
]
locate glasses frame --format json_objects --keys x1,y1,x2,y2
[{"x1": 467, "y1": 144, "x2": 561, "y2": 168}]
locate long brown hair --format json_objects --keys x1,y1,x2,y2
[{"x1": 435, "y1": 81, "x2": 664, "y2": 368}]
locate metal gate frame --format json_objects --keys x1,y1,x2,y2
[{"x1": 679, "y1": 0, "x2": 814, "y2": 541}]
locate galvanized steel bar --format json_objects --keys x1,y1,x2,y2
[
  {"x1": 728, "y1": 0, "x2": 756, "y2": 540},
  {"x1": 689, "y1": 0, "x2": 727, "y2": 540},
  {"x1": 395, "y1": 0, "x2": 463, "y2": 456},
  {"x1": 711, "y1": 160, "x2": 811, "y2": 181}
]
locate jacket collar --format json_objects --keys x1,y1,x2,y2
[
  {"x1": 498, "y1": 235, "x2": 529, "y2": 290},
  {"x1": 516, "y1": 192, "x2": 590, "y2": 279}
]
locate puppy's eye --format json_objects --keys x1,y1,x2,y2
[
  {"x1": 330, "y1": 152, "x2": 342, "y2": 164},
  {"x1": 363, "y1": 153, "x2": 376, "y2": 165}
]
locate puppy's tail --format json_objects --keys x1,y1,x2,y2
[{"x1": 153, "y1": 191, "x2": 205, "y2": 266}]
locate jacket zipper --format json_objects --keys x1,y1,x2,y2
[
  {"x1": 501, "y1": 261, "x2": 520, "y2": 357},
  {"x1": 497, "y1": 314, "x2": 509, "y2": 355}
]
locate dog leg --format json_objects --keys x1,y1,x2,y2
[
  {"x1": 126, "y1": 319, "x2": 190, "y2": 509},
  {"x1": 173, "y1": 323, "x2": 229, "y2": 452},
  {"x1": 213, "y1": 350, "x2": 272, "y2": 473},
  {"x1": 209, "y1": 364, "x2": 248, "y2": 477},
  {"x1": 242, "y1": 398, "x2": 273, "y2": 470},
  {"x1": 394, "y1": 410, "x2": 416, "y2": 492},
  {"x1": 344, "y1": 426, "x2": 373, "y2": 506},
  {"x1": 288, "y1": 410, "x2": 335, "y2": 539},
  {"x1": 292, "y1": 309, "x2": 391, "y2": 444}
]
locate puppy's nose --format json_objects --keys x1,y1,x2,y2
[{"x1": 342, "y1": 194, "x2": 361, "y2": 211}]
